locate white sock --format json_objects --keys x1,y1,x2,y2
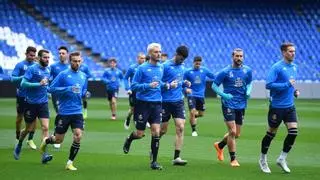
[
  {"x1": 67, "y1": 160, "x2": 73, "y2": 165},
  {"x1": 279, "y1": 151, "x2": 288, "y2": 160},
  {"x1": 260, "y1": 153, "x2": 267, "y2": 161}
]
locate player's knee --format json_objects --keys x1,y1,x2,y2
[
  {"x1": 41, "y1": 125, "x2": 49, "y2": 133},
  {"x1": 229, "y1": 130, "x2": 236, "y2": 137},
  {"x1": 73, "y1": 134, "x2": 82, "y2": 142}
]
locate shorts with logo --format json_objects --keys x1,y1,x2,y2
[
  {"x1": 134, "y1": 100, "x2": 162, "y2": 130},
  {"x1": 268, "y1": 105, "x2": 297, "y2": 128},
  {"x1": 162, "y1": 100, "x2": 186, "y2": 123},
  {"x1": 55, "y1": 114, "x2": 84, "y2": 134},
  {"x1": 24, "y1": 102, "x2": 49, "y2": 124},
  {"x1": 222, "y1": 105, "x2": 245, "y2": 125}
]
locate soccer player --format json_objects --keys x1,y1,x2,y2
[
  {"x1": 160, "y1": 45, "x2": 190, "y2": 166},
  {"x1": 123, "y1": 52, "x2": 146, "y2": 129},
  {"x1": 79, "y1": 62, "x2": 92, "y2": 119},
  {"x1": 11, "y1": 46, "x2": 37, "y2": 149},
  {"x1": 102, "y1": 58, "x2": 124, "y2": 120},
  {"x1": 184, "y1": 56, "x2": 215, "y2": 136},
  {"x1": 50, "y1": 46, "x2": 69, "y2": 113},
  {"x1": 13, "y1": 49, "x2": 52, "y2": 163},
  {"x1": 49, "y1": 46, "x2": 69, "y2": 149},
  {"x1": 40, "y1": 51, "x2": 87, "y2": 170},
  {"x1": 259, "y1": 42, "x2": 299, "y2": 174},
  {"x1": 212, "y1": 48, "x2": 252, "y2": 167},
  {"x1": 123, "y1": 43, "x2": 167, "y2": 170}
]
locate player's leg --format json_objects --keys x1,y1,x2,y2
[
  {"x1": 111, "y1": 95, "x2": 117, "y2": 120},
  {"x1": 124, "y1": 93, "x2": 135, "y2": 129},
  {"x1": 149, "y1": 102, "x2": 162, "y2": 170},
  {"x1": 14, "y1": 120, "x2": 36, "y2": 160},
  {"x1": 225, "y1": 120, "x2": 239, "y2": 167},
  {"x1": 15, "y1": 97, "x2": 24, "y2": 140},
  {"x1": 160, "y1": 102, "x2": 171, "y2": 137},
  {"x1": 65, "y1": 114, "x2": 85, "y2": 170},
  {"x1": 276, "y1": 106, "x2": 298, "y2": 173},
  {"x1": 188, "y1": 97, "x2": 198, "y2": 136},
  {"x1": 82, "y1": 98, "x2": 88, "y2": 119},
  {"x1": 259, "y1": 107, "x2": 282, "y2": 173},
  {"x1": 123, "y1": 100, "x2": 146, "y2": 154}
]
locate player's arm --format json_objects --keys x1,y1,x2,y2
[
  {"x1": 131, "y1": 67, "x2": 152, "y2": 92},
  {"x1": 205, "y1": 68, "x2": 215, "y2": 80},
  {"x1": 266, "y1": 67, "x2": 292, "y2": 91},
  {"x1": 21, "y1": 68, "x2": 46, "y2": 88},
  {"x1": 81, "y1": 79, "x2": 88, "y2": 98},
  {"x1": 11, "y1": 64, "x2": 23, "y2": 83},
  {"x1": 102, "y1": 71, "x2": 111, "y2": 84},
  {"x1": 123, "y1": 67, "x2": 132, "y2": 91},
  {"x1": 48, "y1": 73, "x2": 71, "y2": 94},
  {"x1": 211, "y1": 70, "x2": 233, "y2": 100},
  {"x1": 245, "y1": 68, "x2": 253, "y2": 99}
]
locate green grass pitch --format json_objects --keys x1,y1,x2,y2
[{"x1": 0, "y1": 98, "x2": 319, "y2": 180}]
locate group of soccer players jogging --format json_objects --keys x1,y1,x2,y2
[{"x1": 11, "y1": 41, "x2": 299, "y2": 173}]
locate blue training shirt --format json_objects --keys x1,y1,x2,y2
[
  {"x1": 102, "y1": 67, "x2": 123, "y2": 91},
  {"x1": 131, "y1": 62, "x2": 164, "y2": 102},
  {"x1": 50, "y1": 61, "x2": 69, "y2": 80},
  {"x1": 213, "y1": 65, "x2": 252, "y2": 109},
  {"x1": 23, "y1": 63, "x2": 50, "y2": 104},
  {"x1": 162, "y1": 60, "x2": 187, "y2": 102},
  {"x1": 266, "y1": 60, "x2": 298, "y2": 108},
  {"x1": 124, "y1": 63, "x2": 139, "y2": 91},
  {"x1": 184, "y1": 66, "x2": 215, "y2": 98},
  {"x1": 11, "y1": 60, "x2": 35, "y2": 97},
  {"x1": 79, "y1": 63, "x2": 92, "y2": 79},
  {"x1": 49, "y1": 69, "x2": 88, "y2": 115}
]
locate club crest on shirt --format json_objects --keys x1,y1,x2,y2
[{"x1": 23, "y1": 65, "x2": 28, "y2": 70}]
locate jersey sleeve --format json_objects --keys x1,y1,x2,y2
[
  {"x1": 213, "y1": 69, "x2": 226, "y2": 86},
  {"x1": 266, "y1": 66, "x2": 291, "y2": 91}
]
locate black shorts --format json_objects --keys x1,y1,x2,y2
[
  {"x1": 162, "y1": 100, "x2": 186, "y2": 123},
  {"x1": 187, "y1": 96, "x2": 205, "y2": 111},
  {"x1": 129, "y1": 91, "x2": 137, "y2": 107},
  {"x1": 268, "y1": 106, "x2": 297, "y2": 128},
  {"x1": 54, "y1": 114, "x2": 84, "y2": 134},
  {"x1": 16, "y1": 96, "x2": 26, "y2": 114},
  {"x1": 134, "y1": 100, "x2": 162, "y2": 130},
  {"x1": 106, "y1": 90, "x2": 118, "y2": 101},
  {"x1": 24, "y1": 103, "x2": 49, "y2": 124},
  {"x1": 222, "y1": 105, "x2": 245, "y2": 125}
]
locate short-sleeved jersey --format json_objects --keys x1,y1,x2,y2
[
  {"x1": 24, "y1": 64, "x2": 50, "y2": 104},
  {"x1": 213, "y1": 65, "x2": 252, "y2": 109},
  {"x1": 11, "y1": 60, "x2": 35, "y2": 97},
  {"x1": 184, "y1": 66, "x2": 215, "y2": 98},
  {"x1": 266, "y1": 60, "x2": 298, "y2": 108}
]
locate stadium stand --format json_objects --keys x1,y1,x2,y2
[{"x1": 1, "y1": 0, "x2": 319, "y2": 81}]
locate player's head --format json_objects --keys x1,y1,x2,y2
[
  {"x1": 108, "y1": 57, "x2": 117, "y2": 68},
  {"x1": 69, "y1": 51, "x2": 82, "y2": 71},
  {"x1": 232, "y1": 48, "x2": 244, "y2": 67},
  {"x1": 137, "y1": 52, "x2": 146, "y2": 65},
  {"x1": 25, "y1": 46, "x2": 37, "y2": 62},
  {"x1": 161, "y1": 53, "x2": 168, "y2": 62},
  {"x1": 147, "y1": 43, "x2": 162, "y2": 62},
  {"x1": 58, "y1": 46, "x2": 69, "y2": 62},
  {"x1": 280, "y1": 42, "x2": 295, "y2": 63},
  {"x1": 38, "y1": 49, "x2": 50, "y2": 67},
  {"x1": 175, "y1": 45, "x2": 189, "y2": 64},
  {"x1": 193, "y1": 56, "x2": 202, "y2": 69}
]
